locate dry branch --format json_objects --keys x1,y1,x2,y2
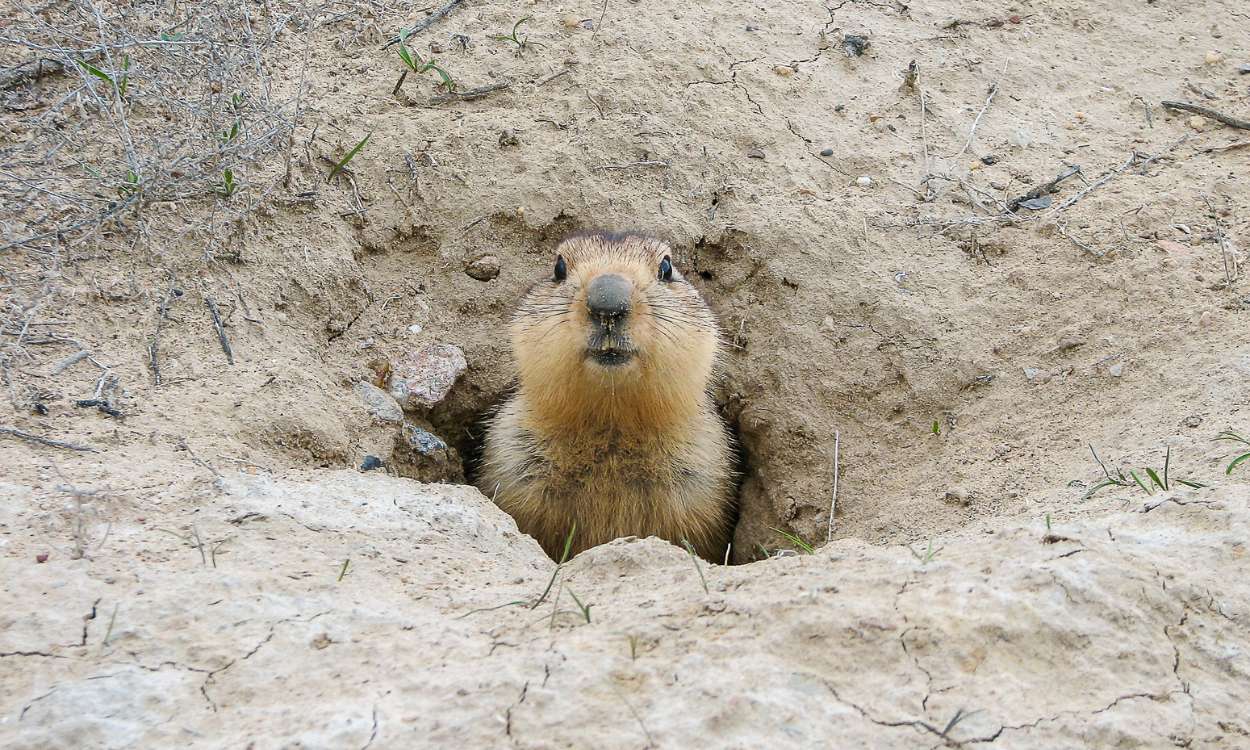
[
  {"x1": 1162, "y1": 101, "x2": 1250, "y2": 131},
  {"x1": 384, "y1": 0, "x2": 467, "y2": 49},
  {"x1": 0, "y1": 426, "x2": 96, "y2": 452}
]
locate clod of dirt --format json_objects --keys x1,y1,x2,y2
[
  {"x1": 498, "y1": 129, "x2": 520, "y2": 147},
  {"x1": 394, "y1": 422, "x2": 463, "y2": 483},
  {"x1": 360, "y1": 455, "x2": 384, "y2": 472},
  {"x1": 746, "y1": 147, "x2": 766, "y2": 159},
  {"x1": 841, "y1": 34, "x2": 870, "y2": 57},
  {"x1": 465, "y1": 255, "x2": 501, "y2": 281},
  {"x1": 388, "y1": 343, "x2": 468, "y2": 411},
  {"x1": 354, "y1": 382, "x2": 404, "y2": 423}
]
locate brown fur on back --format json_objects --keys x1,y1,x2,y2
[{"x1": 478, "y1": 232, "x2": 734, "y2": 561}]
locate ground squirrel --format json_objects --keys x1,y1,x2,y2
[{"x1": 478, "y1": 232, "x2": 735, "y2": 561}]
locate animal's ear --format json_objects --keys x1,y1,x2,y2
[
  {"x1": 554, "y1": 254, "x2": 567, "y2": 282},
  {"x1": 658, "y1": 255, "x2": 673, "y2": 282}
]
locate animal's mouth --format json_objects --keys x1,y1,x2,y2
[
  {"x1": 588, "y1": 348, "x2": 634, "y2": 367},
  {"x1": 585, "y1": 331, "x2": 636, "y2": 368}
]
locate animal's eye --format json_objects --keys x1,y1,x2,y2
[
  {"x1": 658, "y1": 255, "x2": 673, "y2": 282},
  {"x1": 554, "y1": 254, "x2": 567, "y2": 282}
]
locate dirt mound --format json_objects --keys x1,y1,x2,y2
[{"x1": 1, "y1": 0, "x2": 1249, "y2": 745}]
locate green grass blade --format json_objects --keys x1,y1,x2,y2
[
  {"x1": 1162, "y1": 446, "x2": 1171, "y2": 489},
  {"x1": 1145, "y1": 467, "x2": 1165, "y2": 491},
  {"x1": 568, "y1": 590, "x2": 591, "y2": 623},
  {"x1": 77, "y1": 60, "x2": 114, "y2": 86},
  {"x1": 682, "y1": 539, "x2": 709, "y2": 593},
  {"x1": 327, "y1": 133, "x2": 371, "y2": 182},
  {"x1": 1130, "y1": 470, "x2": 1152, "y2": 495},
  {"x1": 1174, "y1": 479, "x2": 1207, "y2": 489},
  {"x1": 529, "y1": 521, "x2": 576, "y2": 610},
  {"x1": 1227, "y1": 452, "x2": 1250, "y2": 475},
  {"x1": 1084, "y1": 479, "x2": 1119, "y2": 499},
  {"x1": 1215, "y1": 430, "x2": 1248, "y2": 444},
  {"x1": 769, "y1": 526, "x2": 814, "y2": 554}
]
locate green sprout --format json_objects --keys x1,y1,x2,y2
[
  {"x1": 393, "y1": 29, "x2": 455, "y2": 94},
  {"x1": 1084, "y1": 444, "x2": 1206, "y2": 499},
  {"x1": 327, "y1": 133, "x2": 371, "y2": 182},
  {"x1": 1216, "y1": 430, "x2": 1250, "y2": 475},
  {"x1": 216, "y1": 168, "x2": 237, "y2": 197},
  {"x1": 79, "y1": 55, "x2": 130, "y2": 97},
  {"x1": 491, "y1": 16, "x2": 544, "y2": 53},
  {"x1": 769, "y1": 526, "x2": 814, "y2": 554}
]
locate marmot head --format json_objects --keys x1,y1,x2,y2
[{"x1": 511, "y1": 232, "x2": 721, "y2": 430}]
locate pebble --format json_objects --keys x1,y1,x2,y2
[
  {"x1": 856, "y1": 175, "x2": 873, "y2": 188},
  {"x1": 1008, "y1": 128, "x2": 1032, "y2": 148},
  {"x1": 1187, "y1": 115, "x2": 1208, "y2": 131},
  {"x1": 563, "y1": 16, "x2": 581, "y2": 28},
  {"x1": 498, "y1": 129, "x2": 520, "y2": 147},
  {"x1": 1181, "y1": 415, "x2": 1203, "y2": 429},
  {"x1": 980, "y1": 154, "x2": 999, "y2": 165},
  {"x1": 819, "y1": 148, "x2": 834, "y2": 157},
  {"x1": 359, "y1": 455, "x2": 384, "y2": 472},
  {"x1": 388, "y1": 343, "x2": 467, "y2": 411},
  {"x1": 1108, "y1": 363, "x2": 1124, "y2": 377},
  {"x1": 354, "y1": 381, "x2": 404, "y2": 423},
  {"x1": 773, "y1": 65, "x2": 794, "y2": 76},
  {"x1": 1023, "y1": 367, "x2": 1050, "y2": 383},
  {"x1": 407, "y1": 324, "x2": 423, "y2": 335},
  {"x1": 1204, "y1": 50, "x2": 1223, "y2": 65},
  {"x1": 746, "y1": 147, "x2": 766, "y2": 159},
  {"x1": 465, "y1": 255, "x2": 501, "y2": 281},
  {"x1": 36, "y1": 553, "x2": 48, "y2": 563}
]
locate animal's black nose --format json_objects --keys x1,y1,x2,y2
[{"x1": 586, "y1": 274, "x2": 632, "y2": 320}]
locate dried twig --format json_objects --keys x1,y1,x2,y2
[
  {"x1": 1006, "y1": 165, "x2": 1081, "y2": 211},
  {"x1": 1050, "y1": 136, "x2": 1187, "y2": 213},
  {"x1": 593, "y1": 160, "x2": 669, "y2": 171},
  {"x1": 951, "y1": 82, "x2": 998, "y2": 158},
  {"x1": 1203, "y1": 196, "x2": 1237, "y2": 286},
  {"x1": 827, "y1": 430, "x2": 840, "y2": 543},
  {"x1": 429, "y1": 81, "x2": 511, "y2": 104},
  {"x1": 384, "y1": 0, "x2": 466, "y2": 49},
  {"x1": 204, "y1": 295, "x2": 235, "y2": 365},
  {"x1": 148, "y1": 283, "x2": 178, "y2": 385},
  {"x1": 0, "y1": 426, "x2": 96, "y2": 452},
  {"x1": 1161, "y1": 101, "x2": 1250, "y2": 131}
]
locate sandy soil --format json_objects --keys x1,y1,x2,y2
[{"x1": 2, "y1": 0, "x2": 1249, "y2": 745}]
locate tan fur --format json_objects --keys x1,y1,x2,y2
[{"x1": 478, "y1": 232, "x2": 735, "y2": 561}]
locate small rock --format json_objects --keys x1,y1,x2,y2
[
  {"x1": 562, "y1": 15, "x2": 581, "y2": 28},
  {"x1": 1008, "y1": 128, "x2": 1032, "y2": 148},
  {"x1": 980, "y1": 154, "x2": 999, "y2": 165},
  {"x1": 1181, "y1": 415, "x2": 1203, "y2": 429},
  {"x1": 407, "y1": 323, "x2": 423, "y2": 335},
  {"x1": 1188, "y1": 115, "x2": 1208, "y2": 131},
  {"x1": 819, "y1": 147, "x2": 834, "y2": 157},
  {"x1": 498, "y1": 129, "x2": 520, "y2": 147},
  {"x1": 388, "y1": 343, "x2": 468, "y2": 411},
  {"x1": 1204, "y1": 50, "x2": 1223, "y2": 65},
  {"x1": 1008, "y1": 14, "x2": 1022, "y2": 23},
  {"x1": 772, "y1": 65, "x2": 794, "y2": 77},
  {"x1": 354, "y1": 381, "x2": 404, "y2": 423},
  {"x1": 465, "y1": 255, "x2": 501, "y2": 281},
  {"x1": 1023, "y1": 367, "x2": 1050, "y2": 383},
  {"x1": 1108, "y1": 363, "x2": 1124, "y2": 377},
  {"x1": 856, "y1": 175, "x2": 873, "y2": 188},
  {"x1": 395, "y1": 422, "x2": 464, "y2": 483},
  {"x1": 36, "y1": 553, "x2": 48, "y2": 563},
  {"x1": 746, "y1": 147, "x2": 766, "y2": 159},
  {"x1": 1238, "y1": 64, "x2": 1250, "y2": 75},
  {"x1": 311, "y1": 633, "x2": 333, "y2": 649},
  {"x1": 360, "y1": 455, "x2": 384, "y2": 472}
]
